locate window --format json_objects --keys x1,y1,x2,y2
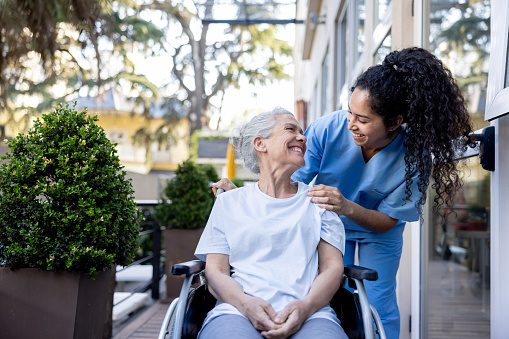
[
  {"x1": 336, "y1": 13, "x2": 347, "y2": 107},
  {"x1": 377, "y1": 0, "x2": 391, "y2": 23},
  {"x1": 355, "y1": 0, "x2": 366, "y2": 61},
  {"x1": 374, "y1": 32, "x2": 391, "y2": 64}
]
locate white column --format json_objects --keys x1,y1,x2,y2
[
  {"x1": 490, "y1": 114, "x2": 509, "y2": 338},
  {"x1": 485, "y1": 1, "x2": 509, "y2": 337}
]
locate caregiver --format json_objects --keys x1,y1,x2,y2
[{"x1": 214, "y1": 47, "x2": 473, "y2": 339}]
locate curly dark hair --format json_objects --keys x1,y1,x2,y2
[{"x1": 352, "y1": 47, "x2": 473, "y2": 218}]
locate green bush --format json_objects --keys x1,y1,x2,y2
[
  {"x1": 155, "y1": 160, "x2": 219, "y2": 229},
  {"x1": 0, "y1": 103, "x2": 141, "y2": 277}
]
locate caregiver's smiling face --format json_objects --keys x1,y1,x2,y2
[{"x1": 347, "y1": 88, "x2": 394, "y2": 154}]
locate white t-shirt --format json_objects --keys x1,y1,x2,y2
[{"x1": 195, "y1": 181, "x2": 346, "y2": 328}]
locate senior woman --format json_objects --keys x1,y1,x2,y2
[{"x1": 194, "y1": 107, "x2": 347, "y2": 339}]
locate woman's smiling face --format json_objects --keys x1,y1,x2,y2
[
  {"x1": 347, "y1": 88, "x2": 395, "y2": 152},
  {"x1": 261, "y1": 114, "x2": 307, "y2": 171}
]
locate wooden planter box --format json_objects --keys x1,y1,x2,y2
[
  {"x1": 0, "y1": 267, "x2": 114, "y2": 339},
  {"x1": 164, "y1": 228, "x2": 204, "y2": 297}
]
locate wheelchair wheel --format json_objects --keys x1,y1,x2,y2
[
  {"x1": 369, "y1": 319, "x2": 377, "y2": 339},
  {"x1": 159, "y1": 298, "x2": 179, "y2": 339},
  {"x1": 168, "y1": 287, "x2": 199, "y2": 339},
  {"x1": 369, "y1": 304, "x2": 386, "y2": 339},
  {"x1": 167, "y1": 300, "x2": 178, "y2": 338}
]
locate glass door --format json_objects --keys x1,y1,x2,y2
[
  {"x1": 421, "y1": 1, "x2": 492, "y2": 338},
  {"x1": 425, "y1": 160, "x2": 491, "y2": 338}
]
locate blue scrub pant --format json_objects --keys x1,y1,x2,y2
[{"x1": 343, "y1": 233, "x2": 403, "y2": 339}]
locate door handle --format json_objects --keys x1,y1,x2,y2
[{"x1": 470, "y1": 126, "x2": 495, "y2": 171}]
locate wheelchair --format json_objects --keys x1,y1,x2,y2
[{"x1": 158, "y1": 260, "x2": 386, "y2": 339}]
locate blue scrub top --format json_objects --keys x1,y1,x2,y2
[{"x1": 292, "y1": 110, "x2": 422, "y2": 239}]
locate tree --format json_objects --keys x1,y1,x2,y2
[
  {"x1": 0, "y1": 0, "x2": 292, "y2": 142},
  {"x1": 0, "y1": 0, "x2": 110, "y2": 132},
  {"x1": 135, "y1": 0, "x2": 293, "y2": 133},
  {"x1": 429, "y1": 0, "x2": 490, "y2": 89},
  {"x1": 0, "y1": 0, "x2": 166, "y2": 136}
]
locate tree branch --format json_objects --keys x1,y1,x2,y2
[
  {"x1": 173, "y1": 9, "x2": 195, "y2": 43},
  {"x1": 172, "y1": 45, "x2": 193, "y2": 96},
  {"x1": 207, "y1": 71, "x2": 226, "y2": 101}
]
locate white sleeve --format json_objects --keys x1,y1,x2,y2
[
  {"x1": 194, "y1": 196, "x2": 230, "y2": 261},
  {"x1": 319, "y1": 208, "x2": 346, "y2": 256}
]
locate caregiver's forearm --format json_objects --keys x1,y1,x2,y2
[{"x1": 342, "y1": 200, "x2": 398, "y2": 233}]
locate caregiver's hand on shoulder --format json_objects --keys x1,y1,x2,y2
[
  {"x1": 308, "y1": 184, "x2": 354, "y2": 216},
  {"x1": 212, "y1": 178, "x2": 237, "y2": 196},
  {"x1": 239, "y1": 295, "x2": 281, "y2": 333},
  {"x1": 261, "y1": 300, "x2": 311, "y2": 339}
]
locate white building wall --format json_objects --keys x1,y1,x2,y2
[{"x1": 294, "y1": 0, "x2": 342, "y2": 119}]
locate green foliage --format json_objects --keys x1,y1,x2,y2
[
  {"x1": 430, "y1": 0, "x2": 490, "y2": 92},
  {"x1": 1, "y1": 0, "x2": 165, "y2": 134},
  {"x1": 0, "y1": 103, "x2": 141, "y2": 277},
  {"x1": 200, "y1": 164, "x2": 221, "y2": 184},
  {"x1": 155, "y1": 160, "x2": 219, "y2": 229}
]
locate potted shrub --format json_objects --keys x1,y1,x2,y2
[
  {"x1": 155, "y1": 160, "x2": 219, "y2": 297},
  {"x1": 0, "y1": 103, "x2": 141, "y2": 339}
]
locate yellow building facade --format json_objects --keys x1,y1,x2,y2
[{"x1": 73, "y1": 89, "x2": 190, "y2": 176}]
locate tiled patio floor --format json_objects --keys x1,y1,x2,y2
[
  {"x1": 426, "y1": 260, "x2": 490, "y2": 338},
  {"x1": 112, "y1": 299, "x2": 173, "y2": 339}
]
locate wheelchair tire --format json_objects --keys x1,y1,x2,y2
[
  {"x1": 167, "y1": 288, "x2": 196, "y2": 339},
  {"x1": 167, "y1": 301, "x2": 178, "y2": 339}
]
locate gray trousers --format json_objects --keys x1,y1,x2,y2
[{"x1": 198, "y1": 314, "x2": 348, "y2": 339}]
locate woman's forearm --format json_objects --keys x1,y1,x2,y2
[
  {"x1": 207, "y1": 270, "x2": 250, "y2": 308},
  {"x1": 205, "y1": 254, "x2": 280, "y2": 332},
  {"x1": 302, "y1": 266, "x2": 342, "y2": 316},
  {"x1": 205, "y1": 254, "x2": 250, "y2": 309},
  {"x1": 302, "y1": 240, "x2": 344, "y2": 316}
]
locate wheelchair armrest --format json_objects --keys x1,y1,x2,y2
[
  {"x1": 344, "y1": 265, "x2": 378, "y2": 281},
  {"x1": 171, "y1": 260, "x2": 206, "y2": 277}
]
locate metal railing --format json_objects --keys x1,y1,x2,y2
[{"x1": 114, "y1": 201, "x2": 164, "y2": 307}]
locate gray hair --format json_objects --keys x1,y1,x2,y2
[{"x1": 237, "y1": 107, "x2": 294, "y2": 174}]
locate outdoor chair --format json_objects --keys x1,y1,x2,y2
[{"x1": 158, "y1": 259, "x2": 386, "y2": 339}]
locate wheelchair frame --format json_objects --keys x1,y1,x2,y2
[{"x1": 158, "y1": 260, "x2": 386, "y2": 339}]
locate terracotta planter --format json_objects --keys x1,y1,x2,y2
[
  {"x1": 0, "y1": 267, "x2": 114, "y2": 339},
  {"x1": 164, "y1": 228, "x2": 204, "y2": 297}
]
